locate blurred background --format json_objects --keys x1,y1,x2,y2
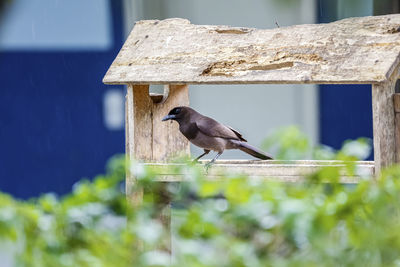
[{"x1": 0, "y1": 0, "x2": 398, "y2": 199}]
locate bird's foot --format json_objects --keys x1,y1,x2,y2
[{"x1": 204, "y1": 162, "x2": 214, "y2": 174}]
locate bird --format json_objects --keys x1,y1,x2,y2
[{"x1": 161, "y1": 106, "x2": 273, "y2": 169}]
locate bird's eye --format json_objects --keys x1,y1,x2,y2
[{"x1": 174, "y1": 108, "x2": 181, "y2": 114}]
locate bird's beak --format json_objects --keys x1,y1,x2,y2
[{"x1": 162, "y1": 114, "x2": 176, "y2": 121}]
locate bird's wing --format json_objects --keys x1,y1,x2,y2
[
  {"x1": 226, "y1": 126, "x2": 247, "y2": 142},
  {"x1": 195, "y1": 116, "x2": 246, "y2": 141}
]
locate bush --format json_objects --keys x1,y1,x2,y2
[
  {"x1": 0, "y1": 155, "x2": 133, "y2": 267},
  {"x1": 1, "y1": 128, "x2": 400, "y2": 267},
  {"x1": 135, "y1": 161, "x2": 400, "y2": 267}
]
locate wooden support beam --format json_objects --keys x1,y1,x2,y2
[
  {"x1": 125, "y1": 84, "x2": 190, "y2": 202},
  {"x1": 393, "y1": 92, "x2": 400, "y2": 163},
  {"x1": 125, "y1": 84, "x2": 147, "y2": 206},
  {"x1": 137, "y1": 160, "x2": 375, "y2": 183},
  {"x1": 152, "y1": 84, "x2": 191, "y2": 161},
  {"x1": 125, "y1": 83, "x2": 190, "y2": 252},
  {"x1": 372, "y1": 66, "x2": 400, "y2": 173}
]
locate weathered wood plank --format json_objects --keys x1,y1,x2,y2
[
  {"x1": 197, "y1": 159, "x2": 375, "y2": 165},
  {"x1": 126, "y1": 84, "x2": 190, "y2": 163},
  {"x1": 125, "y1": 84, "x2": 189, "y2": 205},
  {"x1": 125, "y1": 84, "x2": 190, "y2": 253},
  {"x1": 152, "y1": 84, "x2": 190, "y2": 161},
  {"x1": 125, "y1": 84, "x2": 147, "y2": 205},
  {"x1": 372, "y1": 65, "x2": 399, "y2": 173},
  {"x1": 136, "y1": 160, "x2": 374, "y2": 183},
  {"x1": 104, "y1": 15, "x2": 400, "y2": 85},
  {"x1": 393, "y1": 93, "x2": 400, "y2": 163},
  {"x1": 132, "y1": 84, "x2": 153, "y2": 160}
]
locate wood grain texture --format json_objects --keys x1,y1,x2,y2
[
  {"x1": 372, "y1": 66, "x2": 400, "y2": 173},
  {"x1": 155, "y1": 182, "x2": 172, "y2": 254},
  {"x1": 394, "y1": 93, "x2": 400, "y2": 163},
  {"x1": 394, "y1": 94, "x2": 400, "y2": 112},
  {"x1": 125, "y1": 85, "x2": 143, "y2": 206},
  {"x1": 136, "y1": 160, "x2": 374, "y2": 183},
  {"x1": 132, "y1": 84, "x2": 153, "y2": 161},
  {"x1": 152, "y1": 84, "x2": 190, "y2": 161},
  {"x1": 125, "y1": 84, "x2": 190, "y2": 244},
  {"x1": 126, "y1": 84, "x2": 190, "y2": 162},
  {"x1": 104, "y1": 15, "x2": 400, "y2": 85}
]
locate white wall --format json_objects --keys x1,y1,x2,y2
[{"x1": 124, "y1": 0, "x2": 318, "y2": 159}]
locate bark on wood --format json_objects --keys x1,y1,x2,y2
[
  {"x1": 372, "y1": 66, "x2": 400, "y2": 173},
  {"x1": 104, "y1": 15, "x2": 400, "y2": 85}
]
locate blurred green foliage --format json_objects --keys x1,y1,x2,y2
[
  {"x1": 2, "y1": 127, "x2": 400, "y2": 267},
  {"x1": 0, "y1": 155, "x2": 134, "y2": 267}
]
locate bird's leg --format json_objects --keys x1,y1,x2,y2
[
  {"x1": 205, "y1": 152, "x2": 222, "y2": 173},
  {"x1": 192, "y1": 149, "x2": 210, "y2": 164}
]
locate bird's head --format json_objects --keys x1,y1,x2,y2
[{"x1": 162, "y1": 106, "x2": 190, "y2": 122}]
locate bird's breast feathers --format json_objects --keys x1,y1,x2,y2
[{"x1": 179, "y1": 122, "x2": 199, "y2": 140}]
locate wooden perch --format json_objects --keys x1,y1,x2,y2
[
  {"x1": 104, "y1": 14, "x2": 400, "y2": 85},
  {"x1": 141, "y1": 160, "x2": 375, "y2": 183}
]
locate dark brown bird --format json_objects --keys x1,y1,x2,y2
[{"x1": 162, "y1": 106, "x2": 273, "y2": 168}]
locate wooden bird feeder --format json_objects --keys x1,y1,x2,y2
[{"x1": 104, "y1": 14, "x2": 400, "y2": 203}]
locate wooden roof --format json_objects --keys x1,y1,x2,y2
[{"x1": 103, "y1": 14, "x2": 400, "y2": 85}]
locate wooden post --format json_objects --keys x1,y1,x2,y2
[
  {"x1": 372, "y1": 66, "x2": 400, "y2": 173},
  {"x1": 151, "y1": 84, "x2": 191, "y2": 161},
  {"x1": 393, "y1": 92, "x2": 400, "y2": 164},
  {"x1": 125, "y1": 83, "x2": 190, "y2": 251}
]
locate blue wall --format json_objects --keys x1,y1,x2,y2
[
  {"x1": 317, "y1": 1, "x2": 373, "y2": 158},
  {"x1": 0, "y1": 0, "x2": 125, "y2": 198},
  {"x1": 319, "y1": 84, "x2": 373, "y2": 151}
]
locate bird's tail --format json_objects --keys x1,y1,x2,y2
[{"x1": 237, "y1": 141, "x2": 273, "y2": 160}]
